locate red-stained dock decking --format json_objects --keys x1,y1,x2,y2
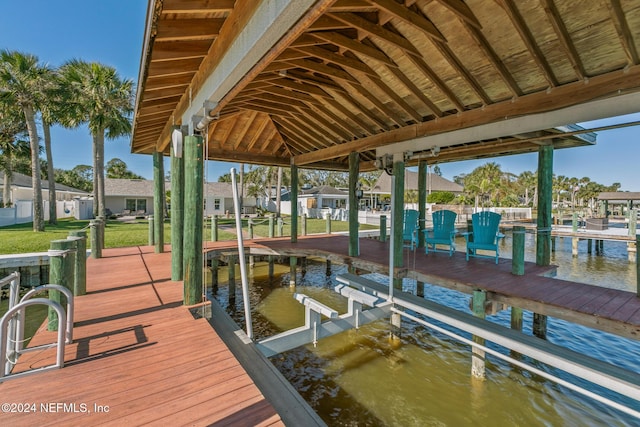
[
  {"x1": 0, "y1": 246, "x2": 286, "y2": 427},
  {"x1": 234, "y1": 234, "x2": 640, "y2": 340}
]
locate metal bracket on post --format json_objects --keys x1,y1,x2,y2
[
  {"x1": 189, "y1": 115, "x2": 203, "y2": 135},
  {"x1": 203, "y1": 101, "x2": 219, "y2": 120}
]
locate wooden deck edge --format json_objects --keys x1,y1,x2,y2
[{"x1": 202, "y1": 300, "x2": 327, "y2": 427}]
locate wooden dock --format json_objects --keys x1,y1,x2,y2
[
  {"x1": 234, "y1": 235, "x2": 640, "y2": 340},
  {"x1": 0, "y1": 246, "x2": 321, "y2": 427}
]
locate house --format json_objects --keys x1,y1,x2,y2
[
  {"x1": 0, "y1": 171, "x2": 91, "y2": 225},
  {"x1": 370, "y1": 170, "x2": 463, "y2": 208},
  {"x1": 0, "y1": 171, "x2": 89, "y2": 205},
  {"x1": 104, "y1": 178, "x2": 257, "y2": 216}
]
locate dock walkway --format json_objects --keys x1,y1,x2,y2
[
  {"x1": 239, "y1": 235, "x2": 640, "y2": 340},
  {"x1": 0, "y1": 246, "x2": 287, "y2": 427}
]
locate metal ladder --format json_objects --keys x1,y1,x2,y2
[{"x1": 0, "y1": 272, "x2": 74, "y2": 382}]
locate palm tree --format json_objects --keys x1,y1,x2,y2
[
  {"x1": 0, "y1": 50, "x2": 54, "y2": 231},
  {"x1": 0, "y1": 100, "x2": 30, "y2": 207},
  {"x1": 59, "y1": 60, "x2": 133, "y2": 218}
]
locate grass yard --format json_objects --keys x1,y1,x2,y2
[{"x1": 0, "y1": 216, "x2": 376, "y2": 255}]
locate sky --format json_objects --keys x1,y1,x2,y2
[{"x1": 1, "y1": 1, "x2": 638, "y2": 190}]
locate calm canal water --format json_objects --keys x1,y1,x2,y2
[{"x1": 209, "y1": 228, "x2": 640, "y2": 426}]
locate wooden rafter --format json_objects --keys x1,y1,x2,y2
[
  {"x1": 540, "y1": 0, "x2": 587, "y2": 80},
  {"x1": 368, "y1": 0, "x2": 446, "y2": 43},
  {"x1": 606, "y1": 0, "x2": 639, "y2": 65}
]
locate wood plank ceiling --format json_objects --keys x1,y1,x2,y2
[{"x1": 132, "y1": 0, "x2": 640, "y2": 171}]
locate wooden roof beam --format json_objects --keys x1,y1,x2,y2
[
  {"x1": 238, "y1": 102, "x2": 297, "y2": 118},
  {"x1": 206, "y1": 149, "x2": 292, "y2": 167},
  {"x1": 293, "y1": 66, "x2": 640, "y2": 165},
  {"x1": 160, "y1": 0, "x2": 336, "y2": 153},
  {"x1": 607, "y1": 0, "x2": 639, "y2": 65},
  {"x1": 284, "y1": 59, "x2": 360, "y2": 84},
  {"x1": 294, "y1": 45, "x2": 379, "y2": 76},
  {"x1": 434, "y1": 0, "x2": 482, "y2": 29},
  {"x1": 151, "y1": 40, "x2": 212, "y2": 61},
  {"x1": 232, "y1": 110, "x2": 259, "y2": 150},
  {"x1": 366, "y1": 75, "x2": 423, "y2": 122},
  {"x1": 155, "y1": 18, "x2": 224, "y2": 41},
  {"x1": 334, "y1": 88, "x2": 391, "y2": 130},
  {"x1": 347, "y1": 79, "x2": 409, "y2": 126},
  {"x1": 497, "y1": 0, "x2": 559, "y2": 87},
  {"x1": 298, "y1": 105, "x2": 352, "y2": 141},
  {"x1": 310, "y1": 101, "x2": 368, "y2": 137},
  {"x1": 463, "y1": 24, "x2": 523, "y2": 97},
  {"x1": 255, "y1": 85, "x2": 324, "y2": 105},
  {"x1": 309, "y1": 31, "x2": 397, "y2": 67},
  {"x1": 367, "y1": 0, "x2": 446, "y2": 43},
  {"x1": 428, "y1": 41, "x2": 492, "y2": 105},
  {"x1": 245, "y1": 115, "x2": 272, "y2": 152},
  {"x1": 161, "y1": 0, "x2": 235, "y2": 14},
  {"x1": 266, "y1": 77, "x2": 334, "y2": 98},
  {"x1": 385, "y1": 64, "x2": 443, "y2": 117},
  {"x1": 328, "y1": 12, "x2": 421, "y2": 55},
  {"x1": 403, "y1": 52, "x2": 465, "y2": 112},
  {"x1": 540, "y1": 0, "x2": 587, "y2": 80}
]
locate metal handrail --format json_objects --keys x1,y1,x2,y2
[
  {"x1": 20, "y1": 284, "x2": 74, "y2": 346},
  {"x1": 0, "y1": 298, "x2": 66, "y2": 382}
]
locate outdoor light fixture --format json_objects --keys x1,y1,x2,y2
[
  {"x1": 375, "y1": 154, "x2": 394, "y2": 176},
  {"x1": 171, "y1": 128, "x2": 183, "y2": 158},
  {"x1": 355, "y1": 183, "x2": 364, "y2": 200}
]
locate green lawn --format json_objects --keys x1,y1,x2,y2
[{"x1": 0, "y1": 216, "x2": 376, "y2": 254}]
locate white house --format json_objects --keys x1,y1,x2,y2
[
  {"x1": 0, "y1": 172, "x2": 91, "y2": 226},
  {"x1": 104, "y1": 178, "x2": 257, "y2": 217}
]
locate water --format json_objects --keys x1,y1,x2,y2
[{"x1": 209, "y1": 230, "x2": 640, "y2": 426}]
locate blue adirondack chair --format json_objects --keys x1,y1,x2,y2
[
  {"x1": 424, "y1": 210, "x2": 457, "y2": 256},
  {"x1": 463, "y1": 211, "x2": 505, "y2": 264},
  {"x1": 402, "y1": 209, "x2": 419, "y2": 250}
]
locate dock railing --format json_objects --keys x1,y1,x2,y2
[{"x1": 0, "y1": 272, "x2": 74, "y2": 382}]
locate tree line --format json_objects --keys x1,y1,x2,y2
[
  {"x1": 0, "y1": 50, "x2": 133, "y2": 231},
  {"x1": 219, "y1": 162, "x2": 620, "y2": 214}
]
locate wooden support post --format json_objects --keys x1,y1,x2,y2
[
  {"x1": 90, "y1": 219, "x2": 101, "y2": 259},
  {"x1": 416, "y1": 280, "x2": 425, "y2": 298},
  {"x1": 471, "y1": 290, "x2": 486, "y2": 379},
  {"x1": 67, "y1": 230, "x2": 86, "y2": 296},
  {"x1": 392, "y1": 156, "x2": 405, "y2": 270},
  {"x1": 171, "y1": 133, "x2": 184, "y2": 281},
  {"x1": 512, "y1": 226, "x2": 525, "y2": 276},
  {"x1": 211, "y1": 215, "x2": 219, "y2": 242},
  {"x1": 572, "y1": 238, "x2": 579, "y2": 257},
  {"x1": 290, "y1": 256, "x2": 297, "y2": 287},
  {"x1": 183, "y1": 135, "x2": 203, "y2": 306},
  {"x1": 48, "y1": 239, "x2": 75, "y2": 331},
  {"x1": 348, "y1": 152, "x2": 359, "y2": 256},
  {"x1": 637, "y1": 235, "x2": 640, "y2": 297},
  {"x1": 533, "y1": 313, "x2": 548, "y2": 339},
  {"x1": 301, "y1": 257, "x2": 307, "y2": 277},
  {"x1": 248, "y1": 219, "x2": 254, "y2": 239},
  {"x1": 325, "y1": 213, "x2": 331, "y2": 234},
  {"x1": 268, "y1": 256, "x2": 274, "y2": 281},
  {"x1": 326, "y1": 259, "x2": 331, "y2": 276},
  {"x1": 148, "y1": 215, "x2": 155, "y2": 246},
  {"x1": 390, "y1": 311, "x2": 402, "y2": 344},
  {"x1": 268, "y1": 214, "x2": 275, "y2": 238},
  {"x1": 228, "y1": 255, "x2": 236, "y2": 304},
  {"x1": 551, "y1": 236, "x2": 556, "y2": 252},
  {"x1": 379, "y1": 215, "x2": 387, "y2": 242},
  {"x1": 277, "y1": 217, "x2": 284, "y2": 237},
  {"x1": 153, "y1": 150, "x2": 165, "y2": 253},
  {"x1": 536, "y1": 144, "x2": 553, "y2": 267},
  {"x1": 210, "y1": 258, "x2": 218, "y2": 295},
  {"x1": 511, "y1": 307, "x2": 523, "y2": 331},
  {"x1": 290, "y1": 163, "x2": 298, "y2": 243},
  {"x1": 588, "y1": 239, "x2": 592, "y2": 254},
  {"x1": 302, "y1": 214, "x2": 307, "y2": 236},
  {"x1": 418, "y1": 160, "x2": 427, "y2": 249},
  {"x1": 96, "y1": 215, "x2": 105, "y2": 249},
  {"x1": 572, "y1": 212, "x2": 578, "y2": 232}
]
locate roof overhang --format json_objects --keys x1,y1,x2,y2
[{"x1": 133, "y1": 1, "x2": 640, "y2": 171}]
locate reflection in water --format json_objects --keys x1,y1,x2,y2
[{"x1": 208, "y1": 232, "x2": 640, "y2": 426}]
